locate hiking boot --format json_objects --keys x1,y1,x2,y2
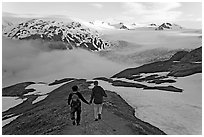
[
  {"x1": 72, "y1": 121, "x2": 76, "y2": 125},
  {"x1": 71, "y1": 117, "x2": 75, "y2": 120},
  {"x1": 98, "y1": 114, "x2": 101, "y2": 120},
  {"x1": 76, "y1": 123, "x2": 80, "y2": 126},
  {"x1": 95, "y1": 119, "x2": 98, "y2": 121}
]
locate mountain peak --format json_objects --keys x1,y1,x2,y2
[
  {"x1": 156, "y1": 22, "x2": 182, "y2": 30},
  {"x1": 3, "y1": 19, "x2": 111, "y2": 51}
]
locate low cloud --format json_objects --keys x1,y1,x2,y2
[{"x1": 2, "y1": 38, "x2": 127, "y2": 87}]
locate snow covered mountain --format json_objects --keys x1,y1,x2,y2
[
  {"x1": 85, "y1": 21, "x2": 182, "y2": 31},
  {"x1": 2, "y1": 19, "x2": 112, "y2": 51},
  {"x1": 2, "y1": 20, "x2": 14, "y2": 32},
  {"x1": 109, "y1": 22, "x2": 129, "y2": 30},
  {"x1": 108, "y1": 22, "x2": 158, "y2": 30},
  {"x1": 86, "y1": 21, "x2": 115, "y2": 30},
  {"x1": 84, "y1": 21, "x2": 130, "y2": 30},
  {"x1": 125, "y1": 22, "x2": 181, "y2": 30},
  {"x1": 2, "y1": 18, "x2": 185, "y2": 52},
  {"x1": 155, "y1": 23, "x2": 182, "y2": 30},
  {"x1": 82, "y1": 21, "x2": 133, "y2": 30}
]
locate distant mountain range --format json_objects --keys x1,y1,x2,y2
[
  {"x1": 86, "y1": 21, "x2": 183, "y2": 30},
  {"x1": 2, "y1": 19, "x2": 112, "y2": 51},
  {"x1": 2, "y1": 18, "x2": 184, "y2": 51}
]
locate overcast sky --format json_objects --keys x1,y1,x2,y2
[{"x1": 2, "y1": 2, "x2": 202, "y2": 29}]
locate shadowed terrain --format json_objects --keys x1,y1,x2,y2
[{"x1": 2, "y1": 79, "x2": 165, "y2": 135}]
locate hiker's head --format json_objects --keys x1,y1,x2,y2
[
  {"x1": 72, "y1": 85, "x2": 78, "y2": 92},
  {"x1": 94, "y1": 81, "x2": 98, "y2": 86}
]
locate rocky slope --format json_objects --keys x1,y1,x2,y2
[
  {"x1": 2, "y1": 79, "x2": 165, "y2": 135},
  {"x1": 94, "y1": 75, "x2": 182, "y2": 93},
  {"x1": 2, "y1": 19, "x2": 112, "y2": 51},
  {"x1": 180, "y1": 47, "x2": 202, "y2": 62},
  {"x1": 112, "y1": 46, "x2": 202, "y2": 78},
  {"x1": 91, "y1": 47, "x2": 201, "y2": 93}
]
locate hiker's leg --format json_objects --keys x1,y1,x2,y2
[
  {"x1": 94, "y1": 104, "x2": 98, "y2": 119},
  {"x1": 98, "y1": 103, "x2": 103, "y2": 115},
  {"x1": 76, "y1": 108, "x2": 81, "y2": 125},
  {"x1": 70, "y1": 107, "x2": 75, "y2": 120},
  {"x1": 98, "y1": 104, "x2": 103, "y2": 119},
  {"x1": 70, "y1": 108, "x2": 76, "y2": 125}
]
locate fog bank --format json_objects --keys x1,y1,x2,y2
[{"x1": 2, "y1": 38, "x2": 129, "y2": 87}]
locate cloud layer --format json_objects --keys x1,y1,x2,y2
[{"x1": 2, "y1": 38, "x2": 127, "y2": 87}]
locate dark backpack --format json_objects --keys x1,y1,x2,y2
[{"x1": 70, "y1": 93, "x2": 81, "y2": 108}]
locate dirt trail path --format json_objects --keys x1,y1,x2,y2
[{"x1": 61, "y1": 102, "x2": 135, "y2": 135}]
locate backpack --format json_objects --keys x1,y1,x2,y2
[{"x1": 70, "y1": 93, "x2": 81, "y2": 108}]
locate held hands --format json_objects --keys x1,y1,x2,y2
[{"x1": 86, "y1": 101, "x2": 91, "y2": 105}]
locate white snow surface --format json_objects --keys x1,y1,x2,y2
[
  {"x1": 90, "y1": 73, "x2": 202, "y2": 135},
  {"x1": 87, "y1": 21, "x2": 115, "y2": 30},
  {"x1": 2, "y1": 97, "x2": 25, "y2": 112},
  {"x1": 2, "y1": 114, "x2": 21, "y2": 127},
  {"x1": 136, "y1": 72, "x2": 169, "y2": 79},
  {"x1": 32, "y1": 95, "x2": 48, "y2": 104},
  {"x1": 2, "y1": 19, "x2": 111, "y2": 51},
  {"x1": 25, "y1": 82, "x2": 68, "y2": 104},
  {"x1": 112, "y1": 72, "x2": 176, "y2": 87},
  {"x1": 25, "y1": 82, "x2": 66, "y2": 96},
  {"x1": 2, "y1": 82, "x2": 69, "y2": 127}
]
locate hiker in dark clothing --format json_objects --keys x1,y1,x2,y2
[
  {"x1": 68, "y1": 85, "x2": 89, "y2": 126},
  {"x1": 90, "y1": 81, "x2": 107, "y2": 121}
]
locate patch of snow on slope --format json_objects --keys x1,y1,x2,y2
[
  {"x1": 2, "y1": 114, "x2": 22, "y2": 127},
  {"x1": 91, "y1": 73, "x2": 201, "y2": 134},
  {"x1": 113, "y1": 78, "x2": 173, "y2": 87},
  {"x1": 25, "y1": 82, "x2": 67, "y2": 104},
  {"x1": 25, "y1": 82, "x2": 66, "y2": 96},
  {"x1": 112, "y1": 72, "x2": 176, "y2": 87},
  {"x1": 139, "y1": 72, "x2": 169, "y2": 77},
  {"x1": 2, "y1": 97, "x2": 24, "y2": 112},
  {"x1": 32, "y1": 95, "x2": 49, "y2": 104}
]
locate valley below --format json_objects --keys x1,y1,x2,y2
[{"x1": 2, "y1": 17, "x2": 202, "y2": 135}]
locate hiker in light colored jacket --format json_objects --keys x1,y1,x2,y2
[{"x1": 90, "y1": 81, "x2": 107, "y2": 121}]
